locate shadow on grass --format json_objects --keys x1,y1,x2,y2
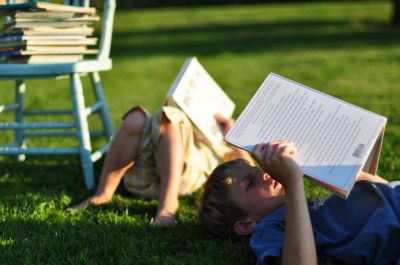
[
  {"x1": 110, "y1": 19, "x2": 400, "y2": 58},
  {"x1": 0, "y1": 155, "x2": 97, "y2": 191},
  {"x1": 0, "y1": 218, "x2": 255, "y2": 265},
  {"x1": 0, "y1": 157, "x2": 255, "y2": 264},
  {"x1": 0, "y1": 156, "x2": 256, "y2": 264},
  {"x1": 0, "y1": 156, "x2": 198, "y2": 227}
]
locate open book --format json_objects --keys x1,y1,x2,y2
[
  {"x1": 165, "y1": 57, "x2": 235, "y2": 149},
  {"x1": 225, "y1": 73, "x2": 386, "y2": 198}
]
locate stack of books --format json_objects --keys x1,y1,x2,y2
[{"x1": 0, "y1": 1, "x2": 99, "y2": 63}]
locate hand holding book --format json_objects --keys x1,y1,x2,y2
[
  {"x1": 252, "y1": 141, "x2": 303, "y2": 189},
  {"x1": 214, "y1": 113, "x2": 234, "y2": 136},
  {"x1": 225, "y1": 73, "x2": 387, "y2": 198},
  {"x1": 165, "y1": 57, "x2": 235, "y2": 150}
]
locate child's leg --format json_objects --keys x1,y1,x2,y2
[
  {"x1": 71, "y1": 109, "x2": 146, "y2": 209},
  {"x1": 93, "y1": 109, "x2": 146, "y2": 202},
  {"x1": 153, "y1": 112, "x2": 184, "y2": 226}
]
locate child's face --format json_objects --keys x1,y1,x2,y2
[{"x1": 229, "y1": 163, "x2": 285, "y2": 222}]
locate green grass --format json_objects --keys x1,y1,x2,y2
[{"x1": 1, "y1": 1, "x2": 400, "y2": 264}]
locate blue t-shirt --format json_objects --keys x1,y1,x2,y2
[{"x1": 250, "y1": 181, "x2": 400, "y2": 265}]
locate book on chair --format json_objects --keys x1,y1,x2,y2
[
  {"x1": 4, "y1": 54, "x2": 83, "y2": 63},
  {"x1": 0, "y1": 1, "x2": 96, "y2": 15},
  {"x1": 225, "y1": 73, "x2": 386, "y2": 198},
  {"x1": 165, "y1": 57, "x2": 235, "y2": 149},
  {"x1": 0, "y1": 1, "x2": 98, "y2": 63}
]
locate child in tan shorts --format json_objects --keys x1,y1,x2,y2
[{"x1": 69, "y1": 104, "x2": 251, "y2": 226}]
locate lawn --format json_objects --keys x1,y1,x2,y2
[{"x1": 1, "y1": 1, "x2": 400, "y2": 264}]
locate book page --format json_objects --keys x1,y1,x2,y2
[
  {"x1": 362, "y1": 129, "x2": 384, "y2": 175},
  {"x1": 168, "y1": 58, "x2": 235, "y2": 148},
  {"x1": 225, "y1": 73, "x2": 386, "y2": 193}
]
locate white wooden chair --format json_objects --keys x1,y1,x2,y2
[{"x1": 0, "y1": 0, "x2": 116, "y2": 189}]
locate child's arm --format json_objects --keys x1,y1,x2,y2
[
  {"x1": 357, "y1": 171, "x2": 388, "y2": 184},
  {"x1": 253, "y1": 141, "x2": 317, "y2": 265},
  {"x1": 214, "y1": 114, "x2": 254, "y2": 164}
]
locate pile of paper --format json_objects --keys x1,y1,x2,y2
[{"x1": 0, "y1": 1, "x2": 99, "y2": 63}]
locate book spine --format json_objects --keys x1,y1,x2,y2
[
  {"x1": 0, "y1": 34, "x2": 23, "y2": 42},
  {"x1": 0, "y1": 1, "x2": 37, "y2": 10},
  {"x1": 0, "y1": 49, "x2": 20, "y2": 57}
]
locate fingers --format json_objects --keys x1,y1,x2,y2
[
  {"x1": 252, "y1": 140, "x2": 297, "y2": 162},
  {"x1": 214, "y1": 113, "x2": 228, "y2": 125},
  {"x1": 252, "y1": 144, "x2": 265, "y2": 162},
  {"x1": 214, "y1": 113, "x2": 223, "y2": 122},
  {"x1": 280, "y1": 142, "x2": 297, "y2": 156},
  {"x1": 214, "y1": 113, "x2": 235, "y2": 135},
  {"x1": 252, "y1": 141, "x2": 302, "y2": 187}
]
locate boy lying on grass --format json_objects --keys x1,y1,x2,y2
[
  {"x1": 199, "y1": 140, "x2": 400, "y2": 265},
  {"x1": 68, "y1": 105, "x2": 251, "y2": 226}
]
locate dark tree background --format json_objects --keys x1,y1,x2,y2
[
  {"x1": 112, "y1": 0, "x2": 383, "y2": 8},
  {"x1": 393, "y1": 0, "x2": 400, "y2": 25},
  {"x1": 91, "y1": 0, "x2": 400, "y2": 26}
]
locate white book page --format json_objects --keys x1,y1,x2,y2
[
  {"x1": 170, "y1": 58, "x2": 235, "y2": 147},
  {"x1": 225, "y1": 73, "x2": 386, "y2": 192}
]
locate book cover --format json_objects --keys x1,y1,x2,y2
[
  {"x1": 0, "y1": 37, "x2": 97, "y2": 47},
  {"x1": 225, "y1": 73, "x2": 387, "y2": 198},
  {"x1": 0, "y1": 26, "x2": 94, "y2": 36},
  {"x1": 6, "y1": 54, "x2": 83, "y2": 63},
  {"x1": 6, "y1": 20, "x2": 93, "y2": 28},
  {"x1": 0, "y1": 1, "x2": 96, "y2": 15},
  {"x1": 0, "y1": 47, "x2": 98, "y2": 55},
  {"x1": 13, "y1": 11, "x2": 86, "y2": 19},
  {"x1": 8, "y1": 15, "x2": 99, "y2": 22},
  {"x1": 0, "y1": 33, "x2": 88, "y2": 41},
  {"x1": 166, "y1": 57, "x2": 235, "y2": 149},
  {"x1": 0, "y1": 0, "x2": 30, "y2": 5}
]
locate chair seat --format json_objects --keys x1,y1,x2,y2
[{"x1": 0, "y1": 59, "x2": 112, "y2": 79}]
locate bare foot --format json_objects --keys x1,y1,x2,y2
[
  {"x1": 66, "y1": 193, "x2": 112, "y2": 212},
  {"x1": 88, "y1": 193, "x2": 113, "y2": 205},
  {"x1": 152, "y1": 211, "x2": 177, "y2": 227}
]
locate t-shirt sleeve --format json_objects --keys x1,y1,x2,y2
[{"x1": 250, "y1": 220, "x2": 285, "y2": 265}]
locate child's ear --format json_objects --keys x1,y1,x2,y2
[{"x1": 234, "y1": 218, "x2": 256, "y2": 236}]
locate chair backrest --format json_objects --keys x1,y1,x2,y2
[
  {"x1": 63, "y1": 0, "x2": 116, "y2": 60},
  {"x1": 97, "y1": 0, "x2": 115, "y2": 60}
]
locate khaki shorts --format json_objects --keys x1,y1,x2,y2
[{"x1": 122, "y1": 106, "x2": 232, "y2": 198}]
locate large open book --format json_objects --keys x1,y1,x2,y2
[
  {"x1": 225, "y1": 73, "x2": 386, "y2": 198},
  {"x1": 165, "y1": 57, "x2": 235, "y2": 149}
]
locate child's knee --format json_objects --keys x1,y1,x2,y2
[
  {"x1": 160, "y1": 112, "x2": 179, "y2": 133},
  {"x1": 121, "y1": 109, "x2": 146, "y2": 134}
]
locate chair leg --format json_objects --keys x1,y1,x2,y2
[
  {"x1": 70, "y1": 73, "x2": 95, "y2": 190},
  {"x1": 90, "y1": 72, "x2": 114, "y2": 140},
  {"x1": 14, "y1": 80, "x2": 26, "y2": 162}
]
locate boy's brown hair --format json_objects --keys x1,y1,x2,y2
[{"x1": 198, "y1": 159, "x2": 249, "y2": 237}]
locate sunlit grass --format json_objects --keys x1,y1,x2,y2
[{"x1": 0, "y1": 1, "x2": 399, "y2": 264}]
